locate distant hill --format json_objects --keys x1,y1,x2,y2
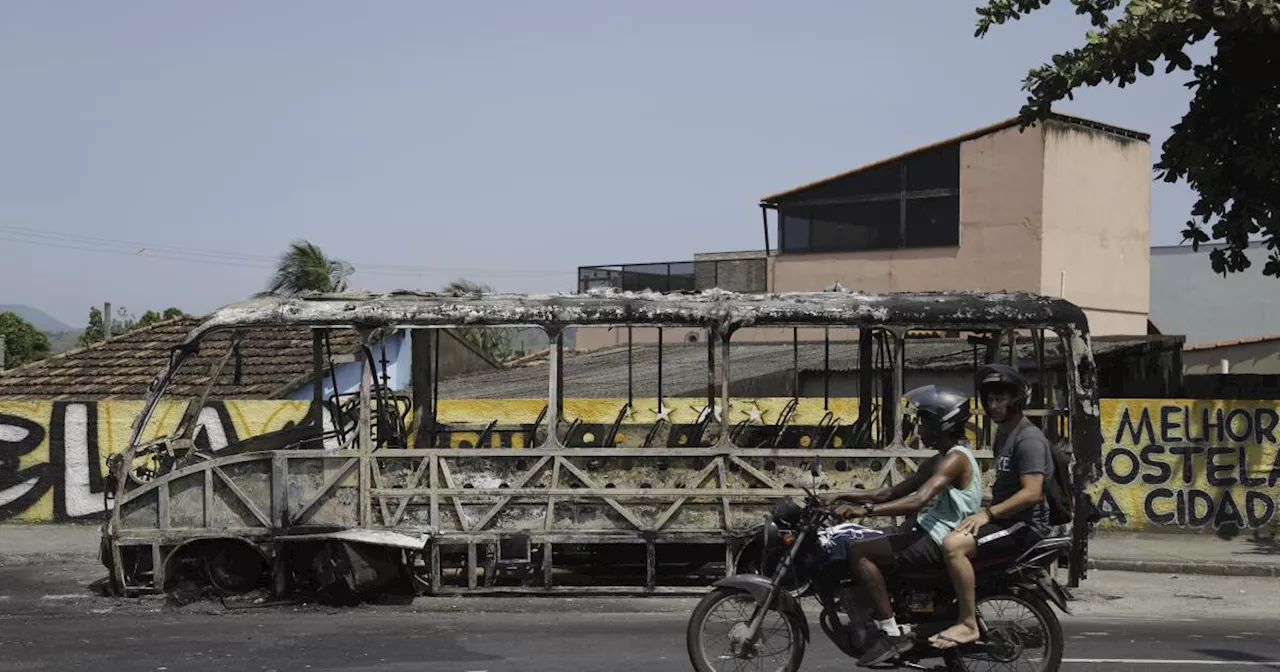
[{"x1": 0, "y1": 305, "x2": 76, "y2": 334}]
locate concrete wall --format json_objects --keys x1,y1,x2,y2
[
  {"x1": 5, "y1": 397, "x2": 1279, "y2": 534},
  {"x1": 1150, "y1": 243, "x2": 1279, "y2": 346},
  {"x1": 1184, "y1": 341, "x2": 1280, "y2": 375},
  {"x1": 693, "y1": 250, "x2": 768, "y2": 293},
  {"x1": 1040, "y1": 120, "x2": 1151, "y2": 336},
  {"x1": 1089, "y1": 398, "x2": 1280, "y2": 533},
  {"x1": 0, "y1": 400, "x2": 316, "y2": 522}
]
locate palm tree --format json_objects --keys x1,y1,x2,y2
[
  {"x1": 260, "y1": 240, "x2": 355, "y2": 296},
  {"x1": 442, "y1": 278, "x2": 512, "y2": 363},
  {"x1": 443, "y1": 278, "x2": 490, "y2": 296}
]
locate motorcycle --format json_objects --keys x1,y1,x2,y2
[{"x1": 686, "y1": 457, "x2": 1072, "y2": 671}]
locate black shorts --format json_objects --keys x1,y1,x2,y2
[
  {"x1": 973, "y1": 520, "x2": 1041, "y2": 561},
  {"x1": 880, "y1": 525, "x2": 944, "y2": 571}
]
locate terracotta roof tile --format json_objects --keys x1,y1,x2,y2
[
  {"x1": 0, "y1": 316, "x2": 363, "y2": 400},
  {"x1": 1183, "y1": 333, "x2": 1280, "y2": 352}
]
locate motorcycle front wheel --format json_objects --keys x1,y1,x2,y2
[
  {"x1": 686, "y1": 586, "x2": 806, "y2": 672},
  {"x1": 733, "y1": 543, "x2": 812, "y2": 598}
]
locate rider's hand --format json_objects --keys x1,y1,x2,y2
[
  {"x1": 819, "y1": 492, "x2": 844, "y2": 506},
  {"x1": 955, "y1": 510, "x2": 991, "y2": 535},
  {"x1": 834, "y1": 504, "x2": 867, "y2": 520}
]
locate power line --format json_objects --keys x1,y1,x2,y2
[
  {"x1": 0, "y1": 234, "x2": 277, "y2": 271},
  {"x1": 0, "y1": 226, "x2": 577, "y2": 277}
]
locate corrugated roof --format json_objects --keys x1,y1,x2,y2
[
  {"x1": 760, "y1": 112, "x2": 1150, "y2": 205},
  {"x1": 438, "y1": 336, "x2": 1170, "y2": 400},
  {"x1": 0, "y1": 316, "x2": 363, "y2": 400}
]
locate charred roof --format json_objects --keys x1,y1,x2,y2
[{"x1": 185, "y1": 288, "x2": 1093, "y2": 343}]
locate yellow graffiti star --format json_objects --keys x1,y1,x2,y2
[{"x1": 691, "y1": 403, "x2": 722, "y2": 424}]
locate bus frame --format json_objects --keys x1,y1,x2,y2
[{"x1": 99, "y1": 287, "x2": 1104, "y2": 598}]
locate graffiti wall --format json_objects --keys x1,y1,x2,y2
[
  {"x1": 4, "y1": 397, "x2": 1279, "y2": 530},
  {"x1": 0, "y1": 397, "x2": 878, "y2": 522},
  {"x1": 0, "y1": 400, "x2": 314, "y2": 522},
  {"x1": 1088, "y1": 399, "x2": 1280, "y2": 532}
]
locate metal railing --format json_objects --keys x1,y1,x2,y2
[{"x1": 577, "y1": 258, "x2": 767, "y2": 294}]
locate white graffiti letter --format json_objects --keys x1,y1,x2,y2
[
  {"x1": 197, "y1": 406, "x2": 229, "y2": 451},
  {"x1": 63, "y1": 403, "x2": 104, "y2": 519}
]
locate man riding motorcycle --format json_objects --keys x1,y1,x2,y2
[
  {"x1": 820, "y1": 384, "x2": 983, "y2": 667},
  {"x1": 929, "y1": 363, "x2": 1054, "y2": 651}
]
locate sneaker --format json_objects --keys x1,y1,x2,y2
[{"x1": 857, "y1": 630, "x2": 913, "y2": 667}]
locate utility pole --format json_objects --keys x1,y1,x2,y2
[
  {"x1": 104, "y1": 301, "x2": 112, "y2": 339},
  {"x1": 0, "y1": 335, "x2": 6, "y2": 372}
]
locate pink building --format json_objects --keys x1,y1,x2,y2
[{"x1": 576, "y1": 112, "x2": 1152, "y2": 351}]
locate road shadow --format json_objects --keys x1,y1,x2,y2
[
  {"x1": 1214, "y1": 524, "x2": 1280, "y2": 556},
  {"x1": 1194, "y1": 648, "x2": 1280, "y2": 669}
]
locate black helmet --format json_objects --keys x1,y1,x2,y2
[
  {"x1": 903, "y1": 385, "x2": 971, "y2": 439},
  {"x1": 976, "y1": 363, "x2": 1031, "y2": 410}
]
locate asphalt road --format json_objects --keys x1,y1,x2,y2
[{"x1": 2, "y1": 563, "x2": 1279, "y2": 672}]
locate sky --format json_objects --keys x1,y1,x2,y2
[{"x1": 0, "y1": 1, "x2": 1206, "y2": 330}]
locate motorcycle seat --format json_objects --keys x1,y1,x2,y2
[
  {"x1": 895, "y1": 536, "x2": 1072, "y2": 581},
  {"x1": 896, "y1": 552, "x2": 1021, "y2": 582}
]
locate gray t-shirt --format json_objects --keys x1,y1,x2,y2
[{"x1": 991, "y1": 417, "x2": 1053, "y2": 536}]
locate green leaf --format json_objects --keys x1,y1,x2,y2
[
  {"x1": 1265, "y1": 255, "x2": 1280, "y2": 278},
  {"x1": 973, "y1": 0, "x2": 1280, "y2": 280}
]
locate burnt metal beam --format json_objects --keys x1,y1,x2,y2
[
  {"x1": 760, "y1": 204, "x2": 771, "y2": 256},
  {"x1": 312, "y1": 330, "x2": 325, "y2": 428},
  {"x1": 859, "y1": 328, "x2": 873, "y2": 433},
  {"x1": 410, "y1": 329, "x2": 435, "y2": 448}
]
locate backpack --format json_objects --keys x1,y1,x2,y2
[{"x1": 1044, "y1": 441, "x2": 1074, "y2": 526}]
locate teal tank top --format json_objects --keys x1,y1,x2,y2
[{"x1": 917, "y1": 444, "x2": 983, "y2": 547}]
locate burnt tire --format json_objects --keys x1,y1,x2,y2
[
  {"x1": 686, "y1": 586, "x2": 806, "y2": 672},
  {"x1": 204, "y1": 543, "x2": 268, "y2": 595}
]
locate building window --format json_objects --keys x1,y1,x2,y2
[
  {"x1": 781, "y1": 214, "x2": 810, "y2": 251},
  {"x1": 904, "y1": 193, "x2": 960, "y2": 247},
  {"x1": 809, "y1": 201, "x2": 902, "y2": 252},
  {"x1": 773, "y1": 143, "x2": 960, "y2": 254}
]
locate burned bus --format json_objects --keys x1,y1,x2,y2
[{"x1": 98, "y1": 288, "x2": 1104, "y2": 601}]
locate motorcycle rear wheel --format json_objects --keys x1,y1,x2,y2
[
  {"x1": 946, "y1": 591, "x2": 1064, "y2": 672},
  {"x1": 686, "y1": 586, "x2": 807, "y2": 672}
]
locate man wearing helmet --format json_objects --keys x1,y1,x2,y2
[
  {"x1": 928, "y1": 363, "x2": 1055, "y2": 651},
  {"x1": 819, "y1": 384, "x2": 984, "y2": 667}
]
